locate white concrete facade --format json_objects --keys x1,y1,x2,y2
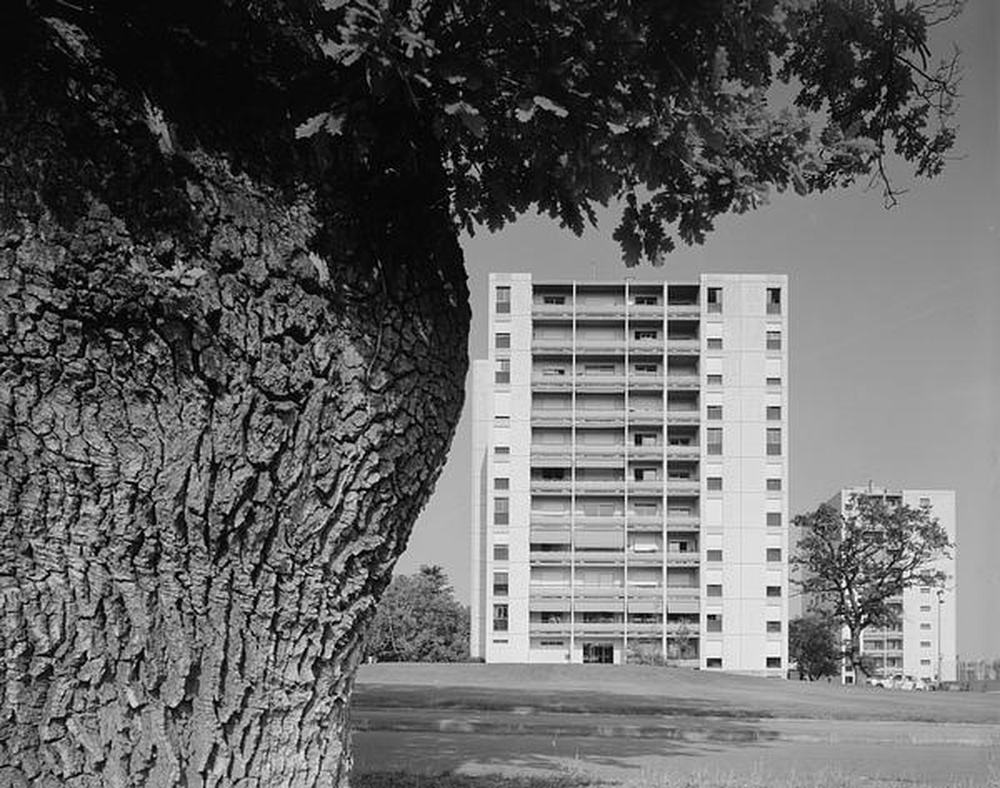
[
  {"x1": 470, "y1": 274, "x2": 789, "y2": 675},
  {"x1": 830, "y1": 487, "x2": 958, "y2": 684}
]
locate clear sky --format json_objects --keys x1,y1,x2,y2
[{"x1": 397, "y1": 1, "x2": 1000, "y2": 660}]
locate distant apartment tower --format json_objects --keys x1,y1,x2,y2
[
  {"x1": 470, "y1": 273, "x2": 790, "y2": 674},
  {"x1": 826, "y1": 487, "x2": 957, "y2": 684}
]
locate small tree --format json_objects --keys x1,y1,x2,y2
[
  {"x1": 789, "y1": 614, "x2": 841, "y2": 681},
  {"x1": 366, "y1": 565, "x2": 470, "y2": 663},
  {"x1": 792, "y1": 495, "x2": 952, "y2": 678}
]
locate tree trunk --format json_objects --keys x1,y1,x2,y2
[{"x1": 0, "y1": 12, "x2": 468, "y2": 788}]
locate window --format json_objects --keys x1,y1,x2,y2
[
  {"x1": 706, "y1": 427, "x2": 722, "y2": 455},
  {"x1": 496, "y1": 286, "x2": 511, "y2": 314},
  {"x1": 634, "y1": 329, "x2": 658, "y2": 341},
  {"x1": 494, "y1": 414, "x2": 510, "y2": 426},
  {"x1": 493, "y1": 544, "x2": 509, "y2": 561},
  {"x1": 766, "y1": 585, "x2": 782, "y2": 598},
  {"x1": 767, "y1": 548, "x2": 782, "y2": 562},
  {"x1": 495, "y1": 332, "x2": 511, "y2": 350},
  {"x1": 920, "y1": 605, "x2": 932, "y2": 612},
  {"x1": 707, "y1": 405, "x2": 722, "y2": 420},
  {"x1": 494, "y1": 477, "x2": 509, "y2": 490},
  {"x1": 707, "y1": 374, "x2": 723, "y2": 385},
  {"x1": 920, "y1": 659, "x2": 932, "y2": 666},
  {"x1": 493, "y1": 604, "x2": 509, "y2": 631},
  {"x1": 766, "y1": 330, "x2": 782, "y2": 350},
  {"x1": 495, "y1": 358, "x2": 510, "y2": 384},
  {"x1": 706, "y1": 657, "x2": 723, "y2": 668},
  {"x1": 767, "y1": 428, "x2": 782, "y2": 455},
  {"x1": 634, "y1": 432, "x2": 658, "y2": 447},
  {"x1": 706, "y1": 549, "x2": 723, "y2": 561},
  {"x1": 543, "y1": 294, "x2": 565, "y2": 305},
  {"x1": 766, "y1": 620, "x2": 782, "y2": 633},
  {"x1": 495, "y1": 446, "x2": 510, "y2": 457},
  {"x1": 634, "y1": 363, "x2": 658, "y2": 375},
  {"x1": 707, "y1": 584, "x2": 722, "y2": 597},
  {"x1": 920, "y1": 641, "x2": 932, "y2": 648},
  {"x1": 920, "y1": 587, "x2": 931, "y2": 593},
  {"x1": 766, "y1": 478, "x2": 782, "y2": 492},
  {"x1": 707, "y1": 337, "x2": 723, "y2": 350},
  {"x1": 706, "y1": 614, "x2": 722, "y2": 633},
  {"x1": 767, "y1": 406, "x2": 782, "y2": 421},
  {"x1": 707, "y1": 477, "x2": 723, "y2": 491},
  {"x1": 494, "y1": 497, "x2": 509, "y2": 526},
  {"x1": 707, "y1": 287, "x2": 722, "y2": 313},
  {"x1": 767, "y1": 376, "x2": 782, "y2": 387},
  {"x1": 542, "y1": 366, "x2": 566, "y2": 377},
  {"x1": 920, "y1": 623, "x2": 932, "y2": 630},
  {"x1": 635, "y1": 294, "x2": 658, "y2": 306},
  {"x1": 766, "y1": 287, "x2": 781, "y2": 314},
  {"x1": 919, "y1": 497, "x2": 931, "y2": 507},
  {"x1": 493, "y1": 572, "x2": 509, "y2": 596},
  {"x1": 766, "y1": 657, "x2": 782, "y2": 669},
  {"x1": 766, "y1": 512, "x2": 782, "y2": 527}
]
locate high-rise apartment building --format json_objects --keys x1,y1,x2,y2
[
  {"x1": 825, "y1": 487, "x2": 957, "y2": 684},
  {"x1": 470, "y1": 273, "x2": 789, "y2": 674}
]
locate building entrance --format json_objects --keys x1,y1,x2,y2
[{"x1": 583, "y1": 643, "x2": 614, "y2": 664}]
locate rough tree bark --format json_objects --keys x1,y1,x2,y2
[{"x1": 0, "y1": 8, "x2": 468, "y2": 787}]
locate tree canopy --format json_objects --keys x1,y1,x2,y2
[
  {"x1": 23, "y1": 0, "x2": 963, "y2": 266},
  {"x1": 365, "y1": 565, "x2": 470, "y2": 663},
  {"x1": 789, "y1": 614, "x2": 841, "y2": 681},
  {"x1": 792, "y1": 495, "x2": 952, "y2": 676}
]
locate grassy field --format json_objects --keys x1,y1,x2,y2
[{"x1": 355, "y1": 663, "x2": 1000, "y2": 725}]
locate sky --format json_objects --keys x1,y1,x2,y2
[{"x1": 396, "y1": 1, "x2": 1000, "y2": 661}]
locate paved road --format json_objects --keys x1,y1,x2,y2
[{"x1": 354, "y1": 728, "x2": 1000, "y2": 786}]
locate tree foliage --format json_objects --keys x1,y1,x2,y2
[
  {"x1": 365, "y1": 565, "x2": 470, "y2": 663},
  {"x1": 792, "y1": 495, "x2": 952, "y2": 677},
  {"x1": 789, "y1": 614, "x2": 841, "y2": 680},
  {"x1": 25, "y1": 0, "x2": 963, "y2": 267}
]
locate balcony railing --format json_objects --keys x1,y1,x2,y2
[
  {"x1": 531, "y1": 338, "x2": 574, "y2": 352},
  {"x1": 575, "y1": 303, "x2": 626, "y2": 318},
  {"x1": 628, "y1": 340, "x2": 664, "y2": 353},
  {"x1": 666, "y1": 338, "x2": 700, "y2": 353},
  {"x1": 532, "y1": 303, "x2": 574, "y2": 318},
  {"x1": 666, "y1": 304, "x2": 701, "y2": 319},
  {"x1": 666, "y1": 479, "x2": 700, "y2": 494},
  {"x1": 666, "y1": 553, "x2": 701, "y2": 567},
  {"x1": 665, "y1": 375, "x2": 700, "y2": 389},
  {"x1": 627, "y1": 409, "x2": 664, "y2": 425},
  {"x1": 530, "y1": 479, "x2": 573, "y2": 493},
  {"x1": 665, "y1": 586, "x2": 700, "y2": 600},
  {"x1": 666, "y1": 444, "x2": 700, "y2": 459}
]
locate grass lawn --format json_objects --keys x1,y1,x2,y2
[{"x1": 355, "y1": 663, "x2": 1000, "y2": 725}]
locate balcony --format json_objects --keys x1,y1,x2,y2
[
  {"x1": 665, "y1": 586, "x2": 700, "y2": 600},
  {"x1": 574, "y1": 514, "x2": 625, "y2": 528},
  {"x1": 574, "y1": 551, "x2": 625, "y2": 565},
  {"x1": 628, "y1": 480, "x2": 663, "y2": 495},
  {"x1": 531, "y1": 338, "x2": 574, "y2": 353},
  {"x1": 575, "y1": 303, "x2": 625, "y2": 319},
  {"x1": 666, "y1": 444, "x2": 700, "y2": 459},
  {"x1": 666, "y1": 479, "x2": 700, "y2": 494},
  {"x1": 575, "y1": 374, "x2": 626, "y2": 390},
  {"x1": 628, "y1": 339, "x2": 665, "y2": 354},
  {"x1": 531, "y1": 374, "x2": 574, "y2": 390},
  {"x1": 575, "y1": 479, "x2": 626, "y2": 494},
  {"x1": 628, "y1": 444, "x2": 662, "y2": 459},
  {"x1": 532, "y1": 410, "x2": 574, "y2": 426},
  {"x1": 666, "y1": 338, "x2": 700, "y2": 354},
  {"x1": 532, "y1": 302, "x2": 574, "y2": 318},
  {"x1": 530, "y1": 622, "x2": 572, "y2": 636},
  {"x1": 531, "y1": 445, "x2": 573, "y2": 463},
  {"x1": 666, "y1": 514, "x2": 700, "y2": 528},
  {"x1": 628, "y1": 303, "x2": 665, "y2": 318},
  {"x1": 529, "y1": 584, "x2": 573, "y2": 599},
  {"x1": 575, "y1": 410, "x2": 625, "y2": 426},
  {"x1": 666, "y1": 553, "x2": 701, "y2": 568},
  {"x1": 575, "y1": 622, "x2": 626, "y2": 635},
  {"x1": 575, "y1": 339, "x2": 626, "y2": 354},
  {"x1": 666, "y1": 303, "x2": 701, "y2": 319},
  {"x1": 627, "y1": 409, "x2": 663, "y2": 426},
  {"x1": 628, "y1": 550, "x2": 665, "y2": 565},
  {"x1": 575, "y1": 444, "x2": 626, "y2": 460},
  {"x1": 665, "y1": 622, "x2": 701, "y2": 635},
  {"x1": 628, "y1": 376, "x2": 664, "y2": 391},
  {"x1": 665, "y1": 375, "x2": 700, "y2": 390},
  {"x1": 666, "y1": 410, "x2": 700, "y2": 425},
  {"x1": 627, "y1": 515, "x2": 663, "y2": 530},
  {"x1": 575, "y1": 586, "x2": 626, "y2": 600},
  {"x1": 530, "y1": 550, "x2": 572, "y2": 565},
  {"x1": 530, "y1": 479, "x2": 573, "y2": 494}
]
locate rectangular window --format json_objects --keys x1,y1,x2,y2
[
  {"x1": 496, "y1": 286, "x2": 511, "y2": 314},
  {"x1": 920, "y1": 605, "x2": 931, "y2": 612},
  {"x1": 494, "y1": 414, "x2": 510, "y2": 426},
  {"x1": 766, "y1": 377, "x2": 782, "y2": 387},
  {"x1": 766, "y1": 585, "x2": 782, "y2": 598},
  {"x1": 634, "y1": 329, "x2": 658, "y2": 341},
  {"x1": 706, "y1": 657, "x2": 722, "y2": 668},
  {"x1": 706, "y1": 614, "x2": 722, "y2": 633},
  {"x1": 495, "y1": 332, "x2": 511, "y2": 349},
  {"x1": 766, "y1": 512, "x2": 782, "y2": 527},
  {"x1": 494, "y1": 477, "x2": 509, "y2": 490},
  {"x1": 707, "y1": 287, "x2": 722, "y2": 313},
  {"x1": 766, "y1": 330, "x2": 782, "y2": 350},
  {"x1": 495, "y1": 445, "x2": 510, "y2": 457},
  {"x1": 707, "y1": 337, "x2": 723, "y2": 350},
  {"x1": 767, "y1": 406, "x2": 782, "y2": 421},
  {"x1": 766, "y1": 287, "x2": 781, "y2": 314},
  {"x1": 543, "y1": 294, "x2": 565, "y2": 305},
  {"x1": 707, "y1": 374, "x2": 723, "y2": 386},
  {"x1": 919, "y1": 497, "x2": 931, "y2": 507},
  {"x1": 493, "y1": 603, "x2": 509, "y2": 631},
  {"x1": 634, "y1": 294, "x2": 658, "y2": 306},
  {"x1": 920, "y1": 659, "x2": 932, "y2": 666},
  {"x1": 920, "y1": 641, "x2": 932, "y2": 648},
  {"x1": 707, "y1": 405, "x2": 722, "y2": 420},
  {"x1": 634, "y1": 363, "x2": 658, "y2": 375},
  {"x1": 766, "y1": 656, "x2": 782, "y2": 669},
  {"x1": 920, "y1": 623, "x2": 932, "y2": 630},
  {"x1": 706, "y1": 427, "x2": 722, "y2": 455},
  {"x1": 493, "y1": 572, "x2": 509, "y2": 596},
  {"x1": 494, "y1": 497, "x2": 509, "y2": 526},
  {"x1": 766, "y1": 620, "x2": 782, "y2": 633},
  {"x1": 706, "y1": 584, "x2": 722, "y2": 597},
  {"x1": 706, "y1": 549, "x2": 723, "y2": 561},
  {"x1": 493, "y1": 544, "x2": 509, "y2": 561},
  {"x1": 766, "y1": 478, "x2": 782, "y2": 492},
  {"x1": 767, "y1": 428, "x2": 782, "y2": 456},
  {"x1": 706, "y1": 477, "x2": 723, "y2": 491},
  {"x1": 495, "y1": 358, "x2": 510, "y2": 384},
  {"x1": 767, "y1": 548, "x2": 782, "y2": 562}
]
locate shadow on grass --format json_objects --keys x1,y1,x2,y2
[{"x1": 353, "y1": 730, "x2": 764, "y2": 777}]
